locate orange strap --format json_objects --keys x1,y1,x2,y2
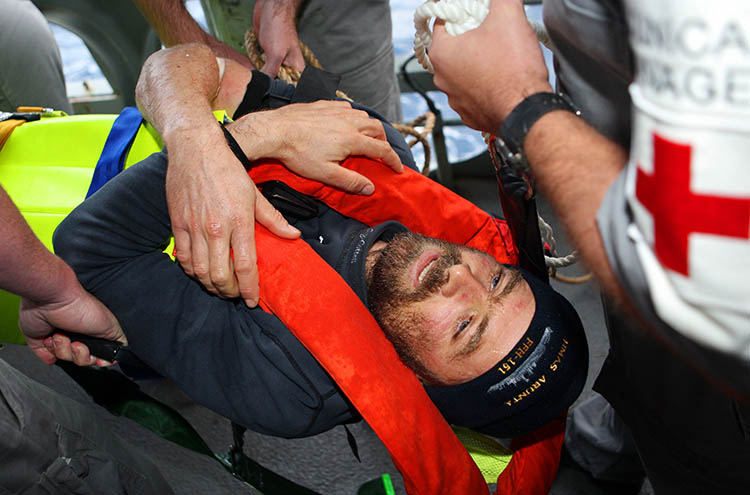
[
  {"x1": 16, "y1": 106, "x2": 45, "y2": 113},
  {"x1": 250, "y1": 158, "x2": 518, "y2": 263},
  {"x1": 0, "y1": 119, "x2": 26, "y2": 150}
]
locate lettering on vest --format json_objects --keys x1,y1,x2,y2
[
  {"x1": 497, "y1": 336, "x2": 535, "y2": 375},
  {"x1": 629, "y1": 11, "x2": 750, "y2": 107},
  {"x1": 629, "y1": 15, "x2": 749, "y2": 59},
  {"x1": 350, "y1": 228, "x2": 373, "y2": 264},
  {"x1": 638, "y1": 61, "x2": 750, "y2": 107},
  {"x1": 549, "y1": 338, "x2": 569, "y2": 372},
  {"x1": 504, "y1": 375, "x2": 547, "y2": 407}
]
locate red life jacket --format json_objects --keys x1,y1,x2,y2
[{"x1": 249, "y1": 158, "x2": 565, "y2": 494}]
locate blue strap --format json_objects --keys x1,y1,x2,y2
[{"x1": 86, "y1": 106, "x2": 144, "y2": 198}]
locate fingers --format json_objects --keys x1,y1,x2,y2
[
  {"x1": 254, "y1": 193, "x2": 301, "y2": 239},
  {"x1": 228, "y1": 220, "x2": 260, "y2": 307},
  {"x1": 285, "y1": 45, "x2": 306, "y2": 72},
  {"x1": 261, "y1": 56, "x2": 283, "y2": 78},
  {"x1": 44, "y1": 334, "x2": 100, "y2": 366},
  {"x1": 50, "y1": 333, "x2": 73, "y2": 361},
  {"x1": 339, "y1": 110, "x2": 403, "y2": 172},
  {"x1": 433, "y1": 18, "x2": 447, "y2": 37},
  {"x1": 172, "y1": 228, "x2": 194, "y2": 276},
  {"x1": 350, "y1": 135, "x2": 404, "y2": 174},
  {"x1": 325, "y1": 166, "x2": 377, "y2": 195},
  {"x1": 29, "y1": 342, "x2": 56, "y2": 365},
  {"x1": 71, "y1": 342, "x2": 99, "y2": 366},
  {"x1": 355, "y1": 114, "x2": 389, "y2": 141},
  {"x1": 308, "y1": 102, "x2": 404, "y2": 173},
  {"x1": 189, "y1": 226, "x2": 215, "y2": 294},
  {"x1": 206, "y1": 219, "x2": 240, "y2": 299}
]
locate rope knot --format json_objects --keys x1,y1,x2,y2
[{"x1": 413, "y1": 0, "x2": 550, "y2": 73}]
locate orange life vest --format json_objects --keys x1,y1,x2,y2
[{"x1": 249, "y1": 158, "x2": 564, "y2": 494}]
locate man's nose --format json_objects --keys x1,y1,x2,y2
[{"x1": 440, "y1": 263, "x2": 482, "y2": 298}]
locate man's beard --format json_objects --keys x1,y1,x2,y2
[{"x1": 365, "y1": 232, "x2": 461, "y2": 382}]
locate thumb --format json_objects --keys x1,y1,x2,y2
[
  {"x1": 28, "y1": 339, "x2": 57, "y2": 365},
  {"x1": 285, "y1": 45, "x2": 306, "y2": 72},
  {"x1": 319, "y1": 165, "x2": 376, "y2": 196},
  {"x1": 261, "y1": 55, "x2": 283, "y2": 78},
  {"x1": 254, "y1": 193, "x2": 301, "y2": 239},
  {"x1": 432, "y1": 18, "x2": 448, "y2": 44}
]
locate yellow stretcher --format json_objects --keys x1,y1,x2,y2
[{"x1": 0, "y1": 112, "x2": 163, "y2": 343}]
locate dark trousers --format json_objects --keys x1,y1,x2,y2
[
  {"x1": 594, "y1": 302, "x2": 750, "y2": 495},
  {"x1": 0, "y1": 358, "x2": 173, "y2": 494}
]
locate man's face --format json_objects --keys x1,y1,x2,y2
[{"x1": 366, "y1": 233, "x2": 535, "y2": 386}]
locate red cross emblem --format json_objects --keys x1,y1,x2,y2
[{"x1": 635, "y1": 133, "x2": 750, "y2": 276}]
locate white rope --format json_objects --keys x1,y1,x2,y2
[
  {"x1": 413, "y1": 0, "x2": 551, "y2": 74},
  {"x1": 538, "y1": 214, "x2": 579, "y2": 269}
]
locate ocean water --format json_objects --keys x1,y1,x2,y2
[{"x1": 50, "y1": 1, "x2": 549, "y2": 166}]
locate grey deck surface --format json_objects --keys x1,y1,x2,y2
[{"x1": 0, "y1": 170, "x2": 654, "y2": 495}]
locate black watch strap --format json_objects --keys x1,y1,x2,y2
[{"x1": 498, "y1": 92, "x2": 580, "y2": 154}]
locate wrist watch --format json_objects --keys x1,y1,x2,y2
[{"x1": 493, "y1": 92, "x2": 581, "y2": 174}]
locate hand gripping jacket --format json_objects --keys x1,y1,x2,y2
[{"x1": 247, "y1": 158, "x2": 565, "y2": 495}]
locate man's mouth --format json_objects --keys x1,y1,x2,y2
[
  {"x1": 419, "y1": 258, "x2": 439, "y2": 283},
  {"x1": 411, "y1": 249, "x2": 442, "y2": 289}
]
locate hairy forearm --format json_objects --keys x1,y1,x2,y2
[
  {"x1": 267, "y1": 0, "x2": 303, "y2": 15},
  {"x1": 0, "y1": 186, "x2": 79, "y2": 303},
  {"x1": 524, "y1": 111, "x2": 628, "y2": 302},
  {"x1": 133, "y1": 0, "x2": 252, "y2": 66},
  {"x1": 133, "y1": 0, "x2": 212, "y2": 48}
]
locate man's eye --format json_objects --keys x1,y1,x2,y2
[
  {"x1": 456, "y1": 318, "x2": 472, "y2": 335},
  {"x1": 490, "y1": 273, "x2": 502, "y2": 290}
]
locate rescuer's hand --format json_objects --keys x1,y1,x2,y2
[
  {"x1": 175, "y1": 101, "x2": 402, "y2": 306},
  {"x1": 233, "y1": 100, "x2": 404, "y2": 193},
  {"x1": 165, "y1": 126, "x2": 300, "y2": 307},
  {"x1": 253, "y1": 0, "x2": 306, "y2": 77},
  {"x1": 19, "y1": 274, "x2": 126, "y2": 367},
  {"x1": 430, "y1": 0, "x2": 552, "y2": 133}
]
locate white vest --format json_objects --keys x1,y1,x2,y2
[{"x1": 625, "y1": 0, "x2": 750, "y2": 357}]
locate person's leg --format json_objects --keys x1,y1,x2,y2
[
  {"x1": 0, "y1": 358, "x2": 173, "y2": 494},
  {"x1": 565, "y1": 392, "x2": 646, "y2": 484},
  {"x1": 596, "y1": 303, "x2": 750, "y2": 495},
  {"x1": 0, "y1": 0, "x2": 72, "y2": 113},
  {"x1": 295, "y1": 0, "x2": 403, "y2": 123}
]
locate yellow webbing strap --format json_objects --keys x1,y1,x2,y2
[{"x1": 453, "y1": 426, "x2": 513, "y2": 484}]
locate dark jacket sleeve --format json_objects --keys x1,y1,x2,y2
[{"x1": 53, "y1": 153, "x2": 356, "y2": 438}]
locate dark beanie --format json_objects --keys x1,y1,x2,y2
[{"x1": 424, "y1": 267, "x2": 588, "y2": 438}]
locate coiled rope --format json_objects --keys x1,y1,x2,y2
[
  {"x1": 244, "y1": 30, "x2": 435, "y2": 174},
  {"x1": 538, "y1": 216, "x2": 593, "y2": 284},
  {"x1": 413, "y1": 0, "x2": 551, "y2": 74}
]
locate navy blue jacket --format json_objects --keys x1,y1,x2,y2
[{"x1": 53, "y1": 73, "x2": 415, "y2": 438}]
